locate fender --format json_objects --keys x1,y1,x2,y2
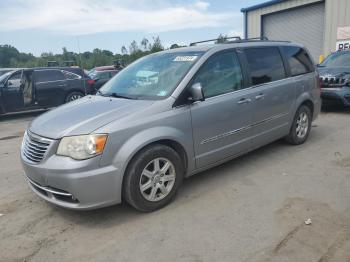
[{"x1": 112, "y1": 126, "x2": 195, "y2": 178}]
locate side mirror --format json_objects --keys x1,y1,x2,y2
[
  {"x1": 189, "y1": 83, "x2": 205, "y2": 102},
  {"x1": 7, "y1": 81, "x2": 13, "y2": 87}
]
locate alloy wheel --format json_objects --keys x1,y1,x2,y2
[
  {"x1": 296, "y1": 111, "x2": 309, "y2": 139},
  {"x1": 139, "y1": 157, "x2": 176, "y2": 202}
]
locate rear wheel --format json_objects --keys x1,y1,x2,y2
[
  {"x1": 65, "y1": 91, "x2": 84, "y2": 103},
  {"x1": 123, "y1": 144, "x2": 184, "y2": 212},
  {"x1": 286, "y1": 105, "x2": 312, "y2": 145}
]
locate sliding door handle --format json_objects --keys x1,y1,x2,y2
[
  {"x1": 237, "y1": 98, "x2": 252, "y2": 105},
  {"x1": 255, "y1": 94, "x2": 265, "y2": 100}
]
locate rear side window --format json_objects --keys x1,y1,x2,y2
[
  {"x1": 192, "y1": 50, "x2": 243, "y2": 98},
  {"x1": 62, "y1": 70, "x2": 81, "y2": 80},
  {"x1": 244, "y1": 47, "x2": 286, "y2": 86},
  {"x1": 36, "y1": 70, "x2": 64, "y2": 82},
  {"x1": 282, "y1": 46, "x2": 314, "y2": 76}
]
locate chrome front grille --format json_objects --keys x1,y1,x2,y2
[
  {"x1": 22, "y1": 131, "x2": 52, "y2": 164},
  {"x1": 320, "y1": 76, "x2": 347, "y2": 88}
]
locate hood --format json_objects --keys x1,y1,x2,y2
[
  {"x1": 318, "y1": 66, "x2": 350, "y2": 78},
  {"x1": 29, "y1": 96, "x2": 154, "y2": 139}
]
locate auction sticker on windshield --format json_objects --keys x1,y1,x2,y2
[{"x1": 173, "y1": 56, "x2": 198, "y2": 62}]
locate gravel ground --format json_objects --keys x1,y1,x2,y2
[{"x1": 0, "y1": 109, "x2": 349, "y2": 262}]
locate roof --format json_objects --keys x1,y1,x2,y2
[
  {"x1": 94, "y1": 65, "x2": 116, "y2": 71},
  {"x1": 241, "y1": 0, "x2": 288, "y2": 12}
]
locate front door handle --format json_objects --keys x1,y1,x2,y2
[
  {"x1": 237, "y1": 98, "x2": 252, "y2": 105},
  {"x1": 255, "y1": 94, "x2": 265, "y2": 100}
]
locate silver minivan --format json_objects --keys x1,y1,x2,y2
[{"x1": 21, "y1": 40, "x2": 321, "y2": 212}]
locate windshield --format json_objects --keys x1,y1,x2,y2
[
  {"x1": 99, "y1": 51, "x2": 204, "y2": 100},
  {"x1": 0, "y1": 71, "x2": 12, "y2": 83},
  {"x1": 320, "y1": 51, "x2": 350, "y2": 67}
]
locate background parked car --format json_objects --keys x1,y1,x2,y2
[
  {"x1": 88, "y1": 66, "x2": 120, "y2": 91},
  {"x1": 318, "y1": 50, "x2": 350, "y2": 107},
  {"x1": 0, "y1": 67, "x2": 93, "y2": 114}
]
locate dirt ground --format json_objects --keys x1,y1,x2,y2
[{"x1": 0, "y1": 109, "x2": 349, "y2": 262}]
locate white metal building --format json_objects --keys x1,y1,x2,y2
[{"x1": 241, "y1": 0, "x2": 350, "y2": 61}]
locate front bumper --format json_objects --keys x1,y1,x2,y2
[
  {"x1": 321, "y1": 87, "x2": 350, "y2": 107},
  {"x1": 21, "y1": 148, "x2": 123, "y2": 210}
]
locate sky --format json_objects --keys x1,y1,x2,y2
[{"x1": 0, "y1": 0, "x2": 263, "y2": 56}]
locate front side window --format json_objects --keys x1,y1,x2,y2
[
  {"x1": 245, "y1": 47, "x2": 286, "y2": 86},
  {"x1": 282, "y1": 46, "x2": 314, "y2": 76},
  {"x1": 100, "y1": 51, "x2": 204, "y2": 100},
  {"x1": 7, "y1": 71, "x2": 22, "y2": 88},
  {"x1": 192, "y1": 50, "x2": 243, "y2": 98}
]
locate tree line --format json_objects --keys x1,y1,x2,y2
[{"x1": 0, "y1": 34, "x2": 229, "y2": 69}]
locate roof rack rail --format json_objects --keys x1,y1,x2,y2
[
  {"x1": 189, "y1": 36, "x2": 292, "y2": 46},
  {"x1": 190, "y1": 36, "x2": 242, "y2": 46}
]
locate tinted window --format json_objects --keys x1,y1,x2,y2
[
  {"x1": 62, "y1": 70, "x2": 81, "y2": 80},
  {"x1": 282, "y1": 46, "x2": 314, "y2": 76},
  {"x1": 245, "y1": 47, "x2": 286, "y2": 86},
  {"x1": 192, "y1": 51, "x2": 243, "y2": 98},
  {"x1": 36, "y1": 70, "x2": 64, "y2": 82}
]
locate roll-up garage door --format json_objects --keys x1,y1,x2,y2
[{"x1": 262, "y1": 2, "x2": 325, "y2": 62}]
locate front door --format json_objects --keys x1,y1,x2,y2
[
  {"x1": 190, "y1": 50, "x2": 255, "y2": 168},
  {"x1": 243, "y1": 47, "x2": 294, "y2": 146},
  {"x1": 2, "y1": 70, "x2": 25, "y2": 112}
]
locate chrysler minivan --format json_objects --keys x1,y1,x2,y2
[{"x1": 21, "y1": 40, "x2": 321, "y2": 212}]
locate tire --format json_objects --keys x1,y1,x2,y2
[
  {"x1": 65, "y1": 91, "x2": 84, "y2": 103},
  {"x1": 285, "y1": 105, "x2": 312, "y2": 145},
  {"x1": 123, "y1": 144, "x2": 184, "y2": 212}
]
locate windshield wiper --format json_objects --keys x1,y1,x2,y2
[{"x1": 105, "y1": 92, "x2": 134, "y2": 100}]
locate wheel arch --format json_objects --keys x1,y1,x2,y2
[
  {"x1": 295, "y1": 92, "x2": 315, "y2": 118},
  {"x1": 111, "y1": 127, "x2": 193, "y2": 197},
  {"x1": 64, "y1": 89, "x2": 85, "y2": 102}
]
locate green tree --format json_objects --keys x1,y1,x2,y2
[
  {"x1": 150, "y1": 36, "x2": 164, "y2": 52},
  {"x1": 141, "y1": 38, "x2": 150, "y2": 51}
]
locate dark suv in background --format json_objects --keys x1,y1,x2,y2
[
  {"x1": 0, "y1": 67, "x2": 93, "y2": 115},
  {"x1": 318, "y1": 50, "x2": 350, "y2": 107}
]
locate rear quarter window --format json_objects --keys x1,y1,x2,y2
[
  {"x1": 282, "y1": 46, "x2": 314, "y2": 76},
  {"x1": 244, "y1": 47, "x2": 286, "y2": 86},
  {"x1": 62, "y1": 70, "x2": 81, "y2": 80}
]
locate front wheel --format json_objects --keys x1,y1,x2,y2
[
  {"x1": 123, "y1": 144, "x2": 184, "y2": 212},
  {"x1": 285, "y1": 105, "x2": 312, "y2": 145}
]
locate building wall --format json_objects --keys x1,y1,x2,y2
[
  {"x1": 246, "y1": 0, "x2": 350, "y2": 56},
  {"x1": 246, "y1": 0, "x2": 323, "y2": 39},
  {"x1": 324, "y1": 0, "x2": 350, "y2": 55}
]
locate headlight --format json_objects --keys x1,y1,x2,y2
[{"x1": 57, "y1": 134, "x2": 107, "y2": 160}]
